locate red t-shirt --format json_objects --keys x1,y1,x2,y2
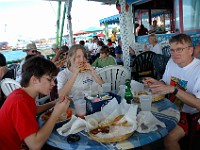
[{"x1": 0, "y1": 88, "x2": 38, "y2": 150}]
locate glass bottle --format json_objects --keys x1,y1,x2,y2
[{"x1": 124, "y1": 79, "x2": 133, "y2": 104}]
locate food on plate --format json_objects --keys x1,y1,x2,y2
[
  {"x1": 79, "y1": 62, "x2": 88, "y2": 73},
  {"x1": 133, "y1": 90, "x2": 165, "y2": 102},
  {"x1": 66, "y1": 108, "x2": 73, "y2": 118},
  {"x1": 137, "y1": 91, "x2": 148, "y2": 95},
  {"x1": 41, "y1": 108, "x2": 71, "y2": 122},
  {"x1": 113, "y1": 115, "x2": 124, "y2": 124},
  {"x1": 90, "y1": 126, "x2": 110, "y2": 135}
]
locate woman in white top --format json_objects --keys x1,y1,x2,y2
[
  {"x1": 57, "y1": 44, "x2": 104, "y2": 97},
  {"x1": 145, "y1": 34, "x2": 162, "y2": 54}
]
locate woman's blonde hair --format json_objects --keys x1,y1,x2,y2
[
  {"x1": 66, "y1": 44, "x2": 87, "y2": 68},
  {"x1": 148, "y1": 34, "x2": 158, "y2": 43}
]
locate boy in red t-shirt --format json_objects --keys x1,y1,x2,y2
[{"x1": 0, "y1": 56, "x2": 70, "y2": 150}]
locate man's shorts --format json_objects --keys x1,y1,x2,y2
[
  {"x1": 178, "y1": 112, "x2": 189, "y2": 134},
  {"x1": 178, "y1": 112, "x2": 200, "y2": 135}
]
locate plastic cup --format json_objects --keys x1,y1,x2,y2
[
  {"x1": 102, "y1": 83, "x2": 111, "y2": 93},
  {"x1": 139, "y1": 95, "x2": 152, "y2": 111},
  {"x1": 73, "y1": 99, "x2": 86, "y2": 119},
  {"x1": 90, "y1": 84, "x2": 99, "y2": 96}
]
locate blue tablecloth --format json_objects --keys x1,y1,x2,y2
[{"x1": 38, "y1": 98, "x2": 180, "y2": 150}]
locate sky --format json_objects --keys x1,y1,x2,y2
[{"x1": 0, "y1": 0, "x2": 117, "y2": 43}]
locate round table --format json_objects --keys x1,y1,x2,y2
[{"x1": 38, "y1": 98, "x2": 180, "y2": 150}]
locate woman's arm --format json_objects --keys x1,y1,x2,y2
[
  {"x1": 87, "y1": 63, "x2": 104, "y2": 85},
  {"x1": 58, "y1": 70, "x2": 79, "y2": 97}
]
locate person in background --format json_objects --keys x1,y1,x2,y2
[
  {"x1": 144, "y1": 34, "x2": 162, "y2": 54},
  {"x1": 95, "y1": 40, "x2": 105, "y2": 58},
  {"x1": 54, "y1": 45, "x2": 69, "y2": 69},
  {"x1": 16, "y1": 43, "x2": 38, "y2": 82},
  {"x1": 0, "y1": 56, "x2": 71, "y2": 149},
  {"x1": 138, "y1": 24, "x2": 148, "y2": 36},
  {"x1": 79, "y1": 40, "x2": 85, "y2": 47},
  {"x1": 79, "y1": 40, "x2": 89, "y2": 52},
  {"x1": 0, "y1": 53, "x2": 9, "y2": 80},
  {"x1": 107, "y1": 39, "x2": 113, "y2": 47},
  {"x1": 143, "y1": 34, "x2": 200, "y2": 150},
  {"x1": 0, "y1": 53, "x2": 14, "y2": 104},
  {"x1": 73, "y1": 37, "x2": 76, "y2": 45},
  {"x1": 92, "y1": 36, "x2": 99, "y2": 52},
  {"x1": 51, "y1": 43, "x2": 61, "y2": 63},
  {"x1": 115, "y1": 37, "x2": 123, "y2": 65},
  {"x1": 89, "y1": 36, "x2": 99, "y2": 64},
  {"x1": 92, "y1": 45, "x2": 116, "y2": 68},
  {"x1": 148, "y1": 20, "x2": 159, "y2": 34},
  {"x1": 194, "y1": 44, "x2": 200, "y2": 59},
  {"x1": 110, "y1": 30, "x2": 117, "y2": 43},
  {"x1": 57, "y1": 44, "x2": 104, "y2": 97}
]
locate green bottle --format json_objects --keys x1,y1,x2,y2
[{"x1": 124, "y1": 79, "x2": 133, "y2": 104}]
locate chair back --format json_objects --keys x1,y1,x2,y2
[
  {"x1": 8, "y1": 63, "x2": 20, "y2": 80},
  {"x1": 152, "y1": 54, "x2": 169, "y2": 80},
  {"x1": 131, "y1": 51, "x2": 156, "y2": 82},
  {"x1": 0, "y1": 78, "x2": 21, "y2": 96},
  {"x1": 162, "y1": 45, "x2": 171, "y2": 61},
  {"x1": 96, "y1": 65, "x2": 130, "y2": 91}
]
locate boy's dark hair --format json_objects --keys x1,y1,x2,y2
[
  {"x1": 25, "y1": 54, "x2": 36, "y2": 61},
  {"x1": 20, "y1": 56, "x2": 59, "y2": 87},
  {"x1": 100, "y1": 45, "x2": 110, "y2": 54},
  {"x1": 169, "y1": 33, "x2": 193, "y2": 46},
  {"x1": 0, "y1": 53, "x2": 6, "y2": 66}
]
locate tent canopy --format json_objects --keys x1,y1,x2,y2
[
  {"x1": 99, "y1": 14, "x2": 119, "y2": 25},
  {"x1": 87, "y1": 33, "x2": 97, "y2": 38},
  {"x1": 84, "y1": 26, "x2": 103, "y2": 33},
  {"x1": 73, "y1": 30, "x2": 88, "y2": 36}
]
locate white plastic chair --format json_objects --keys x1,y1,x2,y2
[
  {"x1": 0, "y1": 78, "x2": 21, "y2": 96},
  {"x1": 96, "y1": 65, "x2": 130, "y2": 91},
  {"x1": 0, "y1": 78, "x2": 49, "y2": 105}
]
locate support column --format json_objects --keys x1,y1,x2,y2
[
  {"x1": 119, "y1": 0, "x2": 135, "y2": 72},
  {"x1": 65, "y1": 0, "x2": 73, "y2": 47},
  {"x1": 56, "y1": 1, "x2": 61, "y2": 45},
  {"x1": 59, "y1": 3, "x2": 66, "y2": 47}
]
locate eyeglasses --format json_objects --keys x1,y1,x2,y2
[
  {"x1": 42, "y1": 76, "x2": 56, "y2": 83},
  {"x1": 170, "y1": 46, "x2": 192, "y2": 53}
]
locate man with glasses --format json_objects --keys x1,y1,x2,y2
[
  {"x1": 16, "y1": 43, "x2": 38, "y2": 82},
  {"x1": 143, "y1": 34, "x2": 200, "y2": 150}
]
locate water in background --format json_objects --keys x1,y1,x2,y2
[{"x1": 1, "y1": 50, "x2": 26, "y2": 62}]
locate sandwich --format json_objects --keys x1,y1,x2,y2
[{"x1": 79, "y1": 62, "x2": 88, "y2": 73}]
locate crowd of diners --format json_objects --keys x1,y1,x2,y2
[{"x1": 0, "y1": 33, "x2": 200, "y2": 150}]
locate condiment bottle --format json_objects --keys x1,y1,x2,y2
[{"x1": 124, "y1": 79, "x2": 133, "y2": 104}]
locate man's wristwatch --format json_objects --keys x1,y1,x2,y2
[{"x1": 172, "y1": 87, "x2": 178, "y2": 96}]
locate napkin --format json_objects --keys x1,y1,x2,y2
[
  {"x1": 57, "y1": 115, "x2": 86, "y2": 136},
  {"x1": 136, "y1": 111, "x2": 166, "y2": 133}
]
